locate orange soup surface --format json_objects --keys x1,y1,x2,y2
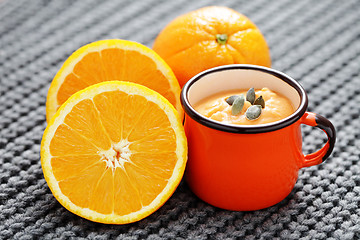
[{"x1": 193, "y1": 88, "x2": 295, "y2": 125}]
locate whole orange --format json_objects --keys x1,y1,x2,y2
[{"x1": 153, "y1": 6, "x2": 271, "y2": 87}]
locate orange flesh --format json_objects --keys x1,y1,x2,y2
[
  {"x1": 49, "y1": 91, "x2": 177, "y2": 215},
  {"x1": 57, "y1": 49, "x2": 173, "y2": 109},
  {"x1": 193, "y1": 88, "x2": 295, "y2": 125}
]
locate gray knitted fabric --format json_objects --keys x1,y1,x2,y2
[{"x1": 1, "y1": 0, "x2": 360, "y2": 239}]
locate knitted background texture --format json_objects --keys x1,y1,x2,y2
[{"x1": 1, "y1": 0, "x2": 360, "y2": 239}]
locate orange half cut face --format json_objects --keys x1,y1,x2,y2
[
  {"x1": 46, "y1": 39, "x2": 182, "y2": 122},
  {"x1": 41, "y1": 81, "x2": 187, "y2": 224}
]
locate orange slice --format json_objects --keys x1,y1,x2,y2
[
  {"x1": 46, "y1": 39, "x2": 182, "y2": 122},
  {"x1": 41, "y1": 81, "x2": 187, "y2": 224}
]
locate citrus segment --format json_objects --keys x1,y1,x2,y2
[
  {"x1": 88, "y1": 168, "x2": 115, "y2": 214},
  {"x1": 73, "y1": 52, "x2": 107, "y2": 84},
  {"x1": 41, "y1": 81, "x2": 187, "y2": 224},
  {"x1": 113, "y1": 167, "x2": 142, "y2": 215},
  {"x1": 51, "y1": 155, "x2": 102, "y2": 181},
  {"x1": 63, "y1": 99, "x2": 112, "y2": 150},
  {"x1": 91, "y1": 90, "x2": 128, "y2": 143},
  {"x1": 46, "y1": 39, "x2": 182, "y2": 122},
  {"x1": 58, "y1": 162, "x2": 106, "y2": 209},
  {"x1": 100, "y1": 48, "x2": 126, "y2": 81},
  {"x1": 49, "y1": 124, "x2": 99, "y2": 156},
  {"x1": 130, "y1": 152, "x2": 177, "y2": 179},
  {"x1": 125, "y1": 163, "x2": 168, "y2": 206}
]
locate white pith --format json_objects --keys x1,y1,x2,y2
[{"x1": 100, "y1": 139, "x2": 132, "y2": 172}]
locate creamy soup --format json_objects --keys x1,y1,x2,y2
[{"x1": 193, "y1": 88, "x2": 294, "y2": 125}]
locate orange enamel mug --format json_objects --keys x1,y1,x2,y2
[{"x1": 180, "y1": 64, "x2": 336, "y2": 211}]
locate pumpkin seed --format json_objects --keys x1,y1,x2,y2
[
  {"x1": 245, "y1": 105, "x2": 262, "y2": 120},
  {"x1": 254, "y1": 95, "x2": 265, "y2": 108},
  {"x1": 231, "y1": 95, "x2": 245, "y2": 115},
  {"x1": 246, "y1": 87, "x2": 255, "y2": 104},
  {"x1": 225, "y1": 95, "x2": 239, "y2": 105}
]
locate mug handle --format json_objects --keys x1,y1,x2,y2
[{"x1": 300, "y1": 112, "x2": 336, "y2": 168}]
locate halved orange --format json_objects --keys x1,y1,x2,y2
[
  {"x1": 41, "y1": 81, "x2": 187, "y2": 224},
  {"x1": 46, "y1": 39, "x2": 182, "y2": 122}
]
